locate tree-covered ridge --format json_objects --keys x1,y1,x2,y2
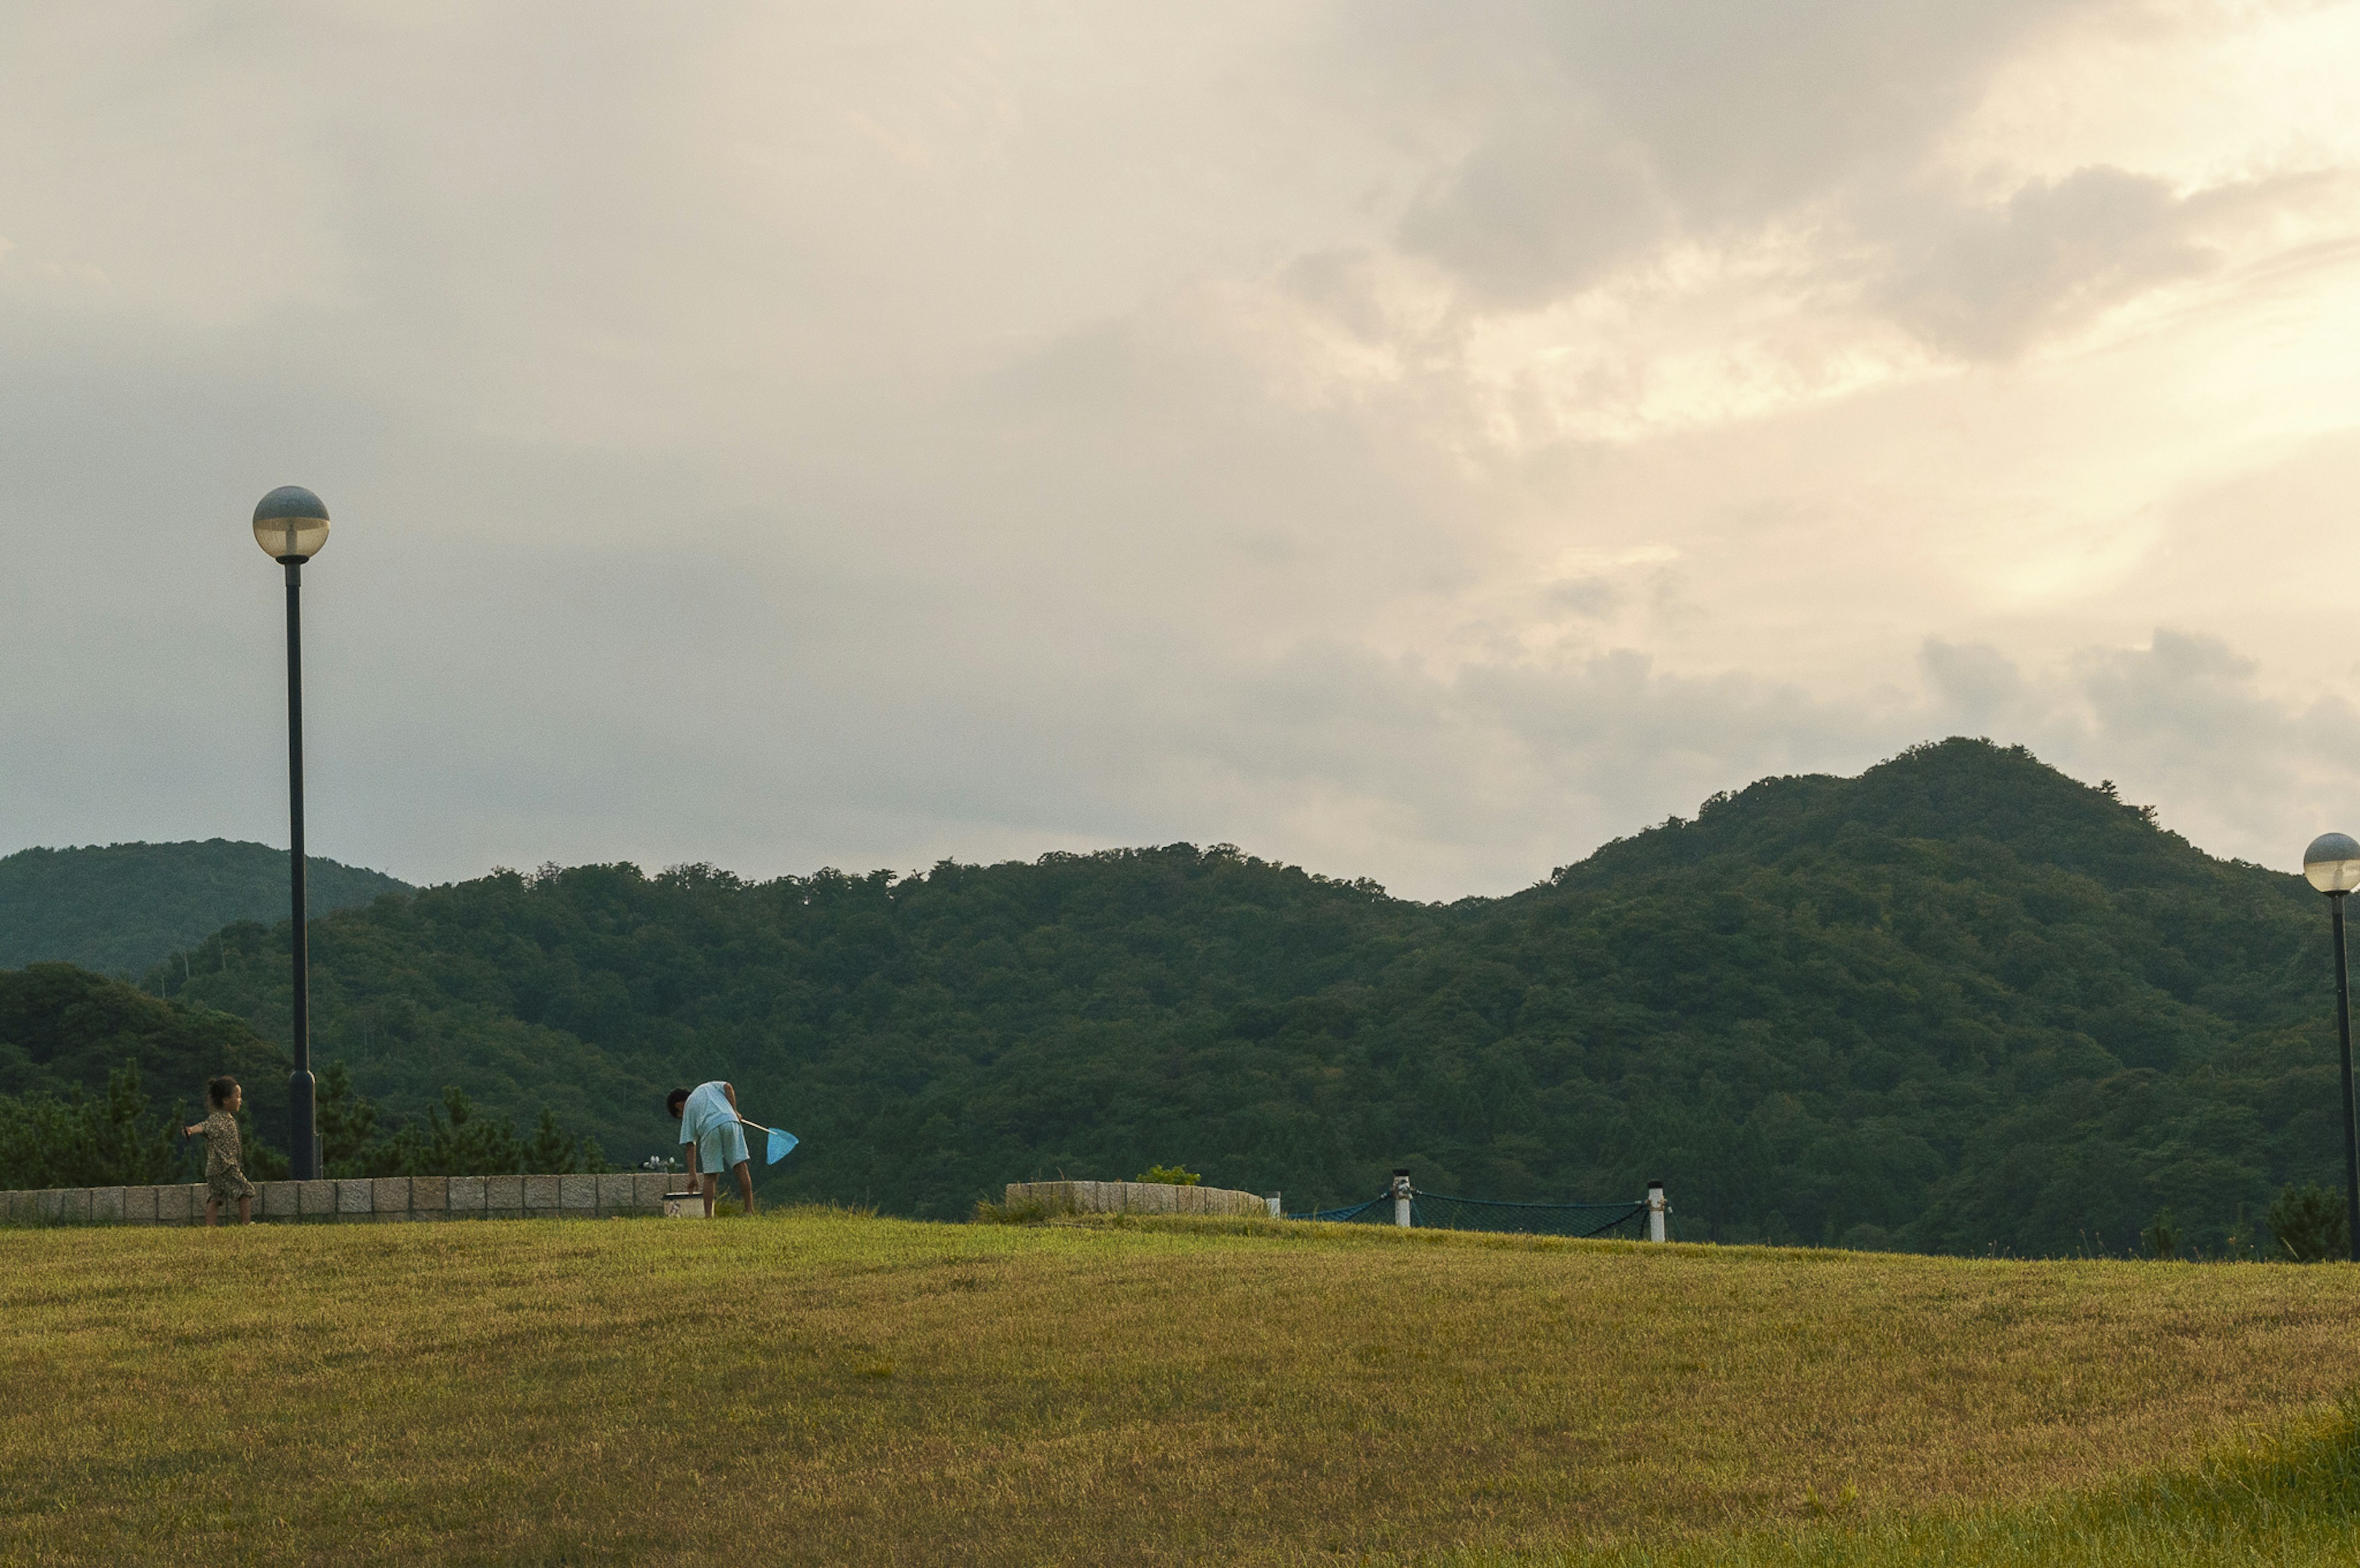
[
  {"x1": 148, "y1": 849, "x2": 1429, "y2": 1190},
  {"x1": 0, "y1": 839, "x2": 411, "y2": 976},
  {"x1": 0, "y1": 963, "x2": 613, "y2": 1189},
  {"x1": 1511, "y1": 740, "x2": 2327, "y2": 1254},
  {"x1": 0, "y1": 963, "x2": 289, "y2": 1190},
  {"x1": 123, "y1": 739, "x2": 2351, "y2": 1253},
  {"x1": 0, "y1": 962, "x2": 288, "y2": 1109}
]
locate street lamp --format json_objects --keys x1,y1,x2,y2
[
  {"x1": 2303, "y1": 831, "x2": 2360, "y2": 1262},
  {"x1": 254, "y1": 485, "x2": 330, "y2": 1182}
]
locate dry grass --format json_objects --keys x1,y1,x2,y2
[
  {"x1": 2, "y1": 1210, "x2": 2358, "y2": 1565},
  {"x1": 1458, "y1": 1398, "x2": 2360, "y2": 1567}
]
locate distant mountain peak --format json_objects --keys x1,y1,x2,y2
[
  {"x1": 0, "y1": 840, "x2": 413, "y2": 977},
  {"x1": 1557, "y1": 737, "x2": 2223, "y2": 893}
]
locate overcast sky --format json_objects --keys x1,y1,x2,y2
[{"x1": 9, "y1": 2, "x2": 2360, "y2": 900}]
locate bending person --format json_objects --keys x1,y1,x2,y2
[{"x1": 667, "y1": 1080, "x2": 758, "y2": 1217}]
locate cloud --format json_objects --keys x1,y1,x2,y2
[
  {"x1": 1921, "y1": 630, "x2": 2360, "y2": 863},
  {"x1": 1361, "y1": 2, "x2": 2101, "y2": 297},
  {"x1": 1870, "y1": 167, "x2": 2350, "y2": 360},
  {"x1": 1351, "y1": 2, "x2": 2341, "y2": 377},
  {"x1": 6, "y1": 4, "x2": 2360, "y2": 909},
  {"x1": 1351, "y1": 1, "x2": 2087, "y2": 224},
  {"x1": 1398, "y1": 120, "x2": 1671, "y2": 307},
  {"x1": 1146, "y1": 627, "x2": 2360, "y2": 897}
]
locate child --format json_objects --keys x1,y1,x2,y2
[
  {"x1": 183, "y1": 1076, "x2": 257, "y2": 1227},
  {"x1": 666, "y1": 1081, "x2": 759, "y2": 1217}
]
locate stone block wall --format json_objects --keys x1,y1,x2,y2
[
  {"x1": 1, "y1": 1173, "x2": 681, "y2": 1227},
  {"x1": 1004, "y1": 1179, "x2": 1273, "y2": 1218}
]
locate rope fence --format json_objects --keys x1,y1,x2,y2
[
  {"x1": 1294, "y1": 1195, "x2": 1391, "y2": 1223},
  {"x1": 1287, "y1": 1175, "x2": 1670, "y2": 1241},
  {"x1": 1412, "y1": 1192, "x2": 1646, "y2": 1238}
]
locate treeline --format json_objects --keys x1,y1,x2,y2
[
  {"x1": 311, "y1": 1062, "x2": 608, "y2": 1178},
  {"x1": 0, "y1": 965, "x2": 606, "y2": 1188},
  {"x1": 0, "y1": 1063, "x2": 262, "y2": 1191},
  {"x1": 122, "y1": 738, "x2": 2360, "y2": 1255}
]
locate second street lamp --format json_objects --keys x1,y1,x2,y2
[
  {"x1": 255, "y1": 485, "x2": 331, "y2": 1182},
  {"x1": 2303, "y1": 830, "x2": 2360, "y2": 1263}
]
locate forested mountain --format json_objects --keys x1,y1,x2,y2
[
  {"x1": 0, "y1": 963, "x2": 289, "y2": 1191},
  {"x1": 0, "y1": 962, "x2": 285, "y2": 1109},
  {"x1": 92, "y1": 737, "x2": 2339, "y2": 1255},
  {"x1": 0, "y1": 839, "x2": 411, "y2": 976},
  {"x1": 0, "y1": 963, "x2": 607, "y2": 1189}
]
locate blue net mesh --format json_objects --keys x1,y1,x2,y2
[
  {"x1": 1288, "y1": 1188, "x2": 1646, "y2": 1239},
  {"x1": 1294, "y1": 1196, "x2": 1390, "y2": 1223},
  {"x1": 1412, "y1": 1193, "x2": 1645, "y2": 1239}
]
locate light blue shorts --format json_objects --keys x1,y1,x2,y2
[{"x1": 693, "y1": 1118, "x2": 749, "y2": 1175}]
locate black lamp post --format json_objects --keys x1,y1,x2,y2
[
  {"x1": 2303, "y1": 831, "x2": 2360, "y2": 1262},
  {"x1": 254, "y1": 485, "x2": 331, "y2": 1182}
]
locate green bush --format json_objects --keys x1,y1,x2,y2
[
  {"x1": 1136, "y1": 1164, "x2": 1200, "y2": 1186},
  {"x1": 2268, "y1": 1182, "x2": 2347, "y2": 1261},
  {"x1": 0, "y1": 1061, "x2": 228, "y2": 1190}
]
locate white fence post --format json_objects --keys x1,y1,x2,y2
[
  {"x1": 1646, "y1": 1180, "x2": 1669, "y2": 1243},
  {"x1": 1391, "y1": 1168, "x2": 1413, "y2": 1228},
  {"x1": 1267, "y1": 1193, "x2": 1282, "y2": 1217}
]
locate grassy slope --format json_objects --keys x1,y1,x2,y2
[
  {"x1": 3, "y1": 1215, "x2": 2358, "y2": 1566},
  {"x1": 1494, "y1": 1405, "x2": 2360, "y2": 1566}
]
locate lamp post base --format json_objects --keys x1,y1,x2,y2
[
  {"x1": 288, "y1": 1067, "x2": 317, "y2": 1183},
  {"x1": 2334, "y1": 896, "x2": 2359, "y2": 1263}
]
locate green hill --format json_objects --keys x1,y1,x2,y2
[
  {"x1": 121, "y1": 738, "x2": 2348, "y2": 1255},
  {"x1": 0, "y1": 963, "x2": 284, "y2": 1106},
  {"x1": 0, "y1": 963, "x2": 290, "y2": 1190},
  {"x1": 0, "y1": 839, "x2": 411, "y2": 976},
  {"x1": 0, "y1": 960, "x2": 615, "y2": 1188}
]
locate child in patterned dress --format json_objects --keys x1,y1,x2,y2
[{"x1": 183, "y1": 1076, "x2": 257, "y2": 1226}]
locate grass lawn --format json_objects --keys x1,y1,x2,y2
[{"x1": 2, "y1": 1210, "x2": 2358, "y2": 1565}]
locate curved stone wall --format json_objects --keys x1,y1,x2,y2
[
  {"x1": 1, "y1": 1173, "x2": 677, "y2": 1225},
  {"x1": 1004, "y1": 1179, "x2": 1272, "y2": 1217}
]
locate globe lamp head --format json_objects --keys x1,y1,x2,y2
[
  {"x1": 253, "y1": 485, "x2": 330, "y2": 561},
  {"x1": 2305, "y1": 831, "x2": 2360, "y2": 895}
]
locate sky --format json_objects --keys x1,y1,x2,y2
[{"x1": 8, "y1": 1, "x2": 2360, "y2": 901}]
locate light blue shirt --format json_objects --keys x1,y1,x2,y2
[{"x1": 679, "y1": 1081, "x2": 734, "y2": 1147}]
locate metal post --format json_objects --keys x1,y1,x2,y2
[
  {"x1": 284, "y1": 557, "x2": 316, "y2": 1182},
  {"x1": 2334, "y1": 896, "x2": 2358, "y2": 1263},
  {"x1": 1266, "y1": 1193, "x2": 1281, "y2": 1217},
  {"x1": 1391, "y1": 1168, "x2": 1412, "y2": 1228},
  {"x1": 1646, "y1": 1180, "x2": 1669, "y2": 1243}
]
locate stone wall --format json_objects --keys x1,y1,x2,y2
[
  {"x1": 1, "y1": 1172, "x2": 682, "y2": 1225},
  {"x1": 1004, "y1": 1180, "x2": 1273, "y2": 1218}
]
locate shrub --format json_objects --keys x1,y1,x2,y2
[
  {"x1": 1136, "y1": 1165, "x2": 1200, "y2": 1186},
  {"x1": 0, "y1": 1061, "x2": 224, "y2": 1190},
  {"x1": 2268, "y1": 1183, "x2": 2347, "y2": 1262}
]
